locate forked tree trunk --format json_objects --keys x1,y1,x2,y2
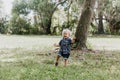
[
  {"x1": 42, "y1": 0, "x2": 67, "y2": 34},
  {"x1": 75, "y1": 0, "x2": 96, "y2": 50},
  {"x1": 98, "y1": 11, "x2": 104, "y2": 34},
  {"x1": 98, "y1": 0, "x2": 104, "y2": 34}
]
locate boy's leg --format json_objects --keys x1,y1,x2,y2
[
  {"x1": 56, "y1": 55, "x2": 60, "y2": 62},
  {"x1": 64, "y1": 59, "x2": 67, "y2": 67},
  {"x1": 63, "y1": 53, "x2": 70, "y2": 67},
  {"x1": 55, "y1": 55, "x2": 60, "y2": 66}
]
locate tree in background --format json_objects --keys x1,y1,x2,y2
[
  {"x1": 104, "y1": 0, "x2": 120, "y2": 34},
  {"x1": 60, "y1": 0, "x2": 84, "y2": 33},
  {"x1": 10, "y1": 13, "x2": 31, "y2": 34},
  {"x1": 75, "y1": 0, "x2": 96, "y2": 50},
  {"x1": 12, "y1": 0, "x2": 30, "y2": 16},
  {"x1": 29, "y1": 0, "x2": 67, "y2": 34},
  {"x1": 2, "y1": 0, "x2": 120, "y2": 35},
  {"x1": 97, "y1": 0, "x2": 105, "y2": 34},
  {"x1": 10, "y1": 0, "x2": 31, "y2": 34},
  {"x1": 0, "y1": 0, "x2": 10, "y2": 34}
]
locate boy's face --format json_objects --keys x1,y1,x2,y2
[{"x1": 63, "y1": 31, "x2": 69, "y2": 38}]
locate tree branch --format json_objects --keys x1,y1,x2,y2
[
  {"x1": 53, "y1": 0, "x2": 68, "y2": 11},
  {"x1": 67, "y1": 0, "x2": 72, "y2": 9},
  {"x1": 95, "y1": 18, "x2": 107, "y2": 20}
]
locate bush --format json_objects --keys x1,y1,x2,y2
[
  {"x1": 10, "y1": 15, "x2": 32, "y2": 34},
  {"x1": 0, "y1": 18, "x2": 9, "y2": 34}
]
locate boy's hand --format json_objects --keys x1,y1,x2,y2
[
  {"x1": 54, "y1": 43, "x2": 59, "y2": 47},
  {"x1": 73, "y1": 35, "x2": 76, "y2": 40}
]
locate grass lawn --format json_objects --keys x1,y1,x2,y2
[{"x1": 0, "y1": 35, "x2": 120, "y2": 80}]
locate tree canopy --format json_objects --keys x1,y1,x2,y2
[{"x1": 0, "y1": 0, "x2": 120, "y2": 36}]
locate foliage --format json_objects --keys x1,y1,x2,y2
[
  {"x1": 62, "y1": 19, "x2": 77, "y2": 29},
  {"x1": 12, "y1": 0, "x2": 30, "y2": 15},
  {"x1": 29, "y1": 0, "x2": 68, "y2": 34},
  {"x1": 1, "y1": 0, "x2": 120, "y2": 35},
  {"x1": 10, "y1": 0, "x2": 68, "y2": 34},
  {"x1": 0, "y1": 18, "x2": 10, "y2": 34},
  {"x1": 104, "y1": 0, "x2": 120, "y2": 34},
  {"x1": 10, "y1": 14, "x2": 31, "y2": 34}
]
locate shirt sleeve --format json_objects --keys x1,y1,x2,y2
[
  {"x1": 69, "y1": 38, "x2": 72, "y2": 44},
  {"x1": 59, "y1": 40, "x2": 62, "y2": 46}
]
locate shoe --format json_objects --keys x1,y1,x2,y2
[{"x1": 55, "y1": 62, "x2": 58, "y2": 66}]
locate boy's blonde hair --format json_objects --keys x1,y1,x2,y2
[{"x1": 62, "y1": 29, "x2": 71, "y2": 37}]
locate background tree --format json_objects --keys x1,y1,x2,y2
[
  {"x1": 97, "y1": 0, "x2": 105, "y2": 34},
  {"x1": 12, "y1": 0, "x2": 30, "y2": 16},
  {"x1": 104, "y1": 0, "x2": 120, "y2": 34},
  {"x1": 10, "y1": 14, "x2": 31, "y2": 34},
  {"x1": 0, "y1": 0, "x2": 9, "y2": 34},
  {"x1": 1, "y1": 0, "x2": 120, "y2": 35},
  {"x1": 29, "y1": 0, "x2": 67, "y2": 34},
  {"x1": 75, "y1": 0, "x2": 96, "y2": 50},
  {"x1": 60, "y1": 0, "x2": 84, "y2": 33},
  {"x1": 10, "y1": 0, "x2": 31, "y2": 34}
]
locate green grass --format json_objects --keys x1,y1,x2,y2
[
  {"x1": 0, "y1": 35, "x2": 120, "y2": 80},
  {"x1": 0, "y1": 48, "x2": 120, "y2": 80}
]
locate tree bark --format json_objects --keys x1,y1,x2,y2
[
  {"x1": 67, "y1": 1, "x2": 72, "y2": 28},
  {"x1": 97, "y1": 0, "x2": 104, "y2": 34},
  {"x1": 45, "y1": 18, "x2": 52, "y2": 34},
  {"x1": 98, "y1": 11, "x2": 104, "y2": 34},
  {"x1": 75, "y1": 0, "x2": 96, "y2": 50}
]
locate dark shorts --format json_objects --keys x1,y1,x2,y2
[{"x1": 58, "y1": 51, "x2": 70, "y2": 59}]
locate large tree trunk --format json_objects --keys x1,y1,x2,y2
[
  {"x1": 97, "y1": 0, "x2": 104, "y2": 34},
  {"x1": 75, "y1": 0, "x2": 96, "y2": 50}
]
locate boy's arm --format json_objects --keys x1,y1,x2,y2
[
  {"x1": 54, "y1": 40, "x2": 61, "y2": 47},
  {"x1": 54, "y1": 43, "x2": 60, "y2": 47}
]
